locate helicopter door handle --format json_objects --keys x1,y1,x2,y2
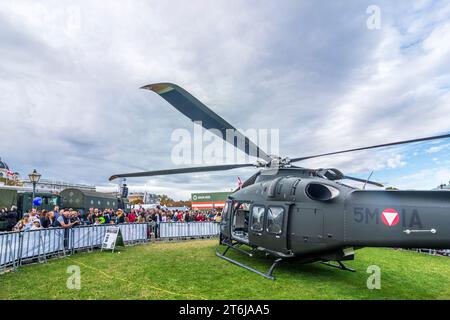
[{"x1": 403, "y1": 229, "x2": 437, "y2": 235}]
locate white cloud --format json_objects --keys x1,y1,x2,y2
[
  {"x1": 426, "y1": 143, "x2": 450, "y2": 153},
  {"x1": 0, "y1": 1, "x2": 449, "y2": 199},
  {"x1": 390, "y1": 167, "x2": 450, "y2": 190}
]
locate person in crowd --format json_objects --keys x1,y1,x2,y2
[
  {"x1": 153, "y1": 209, "x2": 161, "y2": 238},
  {"x1": 12, "y1": 214, "x2": 30, "y2": 231},
  {"x1": 55, "y1": 209, "x2": 80, "y2": 229},
  {"x1": 30, "y1": 220, "x2": 42, "y2": 230},
  {"x1": 39, "y1": 210, "x2": 51, "y2": 228},
  {"x1": 137, "y1": 212, "x2": 146, "y2": 223},
  {"x1": 103, "y1": 209, "x2": 111, "y2": 224},
  {"x1": 0, "y1": 206, "x2": 18, "y2": 231},
  {"x1": 70, "y1": 210, "x2": 82, "y2": 225},
  {"x1": 127, "y1": 209, "x2": 137, "y2": 223},
  {"x1": 116, "y1": 209, "x2": 126, "y2": 224},
  {"x1": 53, "y1": 206, "x2": 60, "y2": 220},
  {"x1": 28, "y1": 208, "x2": 39, "y2": 224},
  {"x1": 176, "y1": 210, "x2": 183, "y2": 222},
  {"x1": 47, "y1": 211, "x2": 56, "y2": 227},
  {"x1": 86, "y1": 211, "x2": 94, "y2": 225},
  {"x1": 172, "y1": 210, "x2": 178, "y2": 222}
]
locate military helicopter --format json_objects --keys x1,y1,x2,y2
[{"x1": 110, "y1": 83, "x2": 450, "y2": 280}]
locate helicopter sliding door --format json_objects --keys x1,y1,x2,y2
[
  {"x1": 219, "y1": 200, "x2": 232, "y2": 240},
  {"x1": 249, "y1": 202, "x2": 289, "y2": 253},
  {"x1": 230, "y1": 201, "x2": 251, "y2": 243}
]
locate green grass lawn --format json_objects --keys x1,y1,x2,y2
[{"x1": 1, "y1": 239, "x2": 449, "y2": 300}]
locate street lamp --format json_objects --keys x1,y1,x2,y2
[{"x1": 28, "y1": 169, "x2": 41, "y2": 208}]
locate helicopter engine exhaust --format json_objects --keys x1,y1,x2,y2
[{"x1": 305, "y1": 183, "x2": 340, "y2": 201}]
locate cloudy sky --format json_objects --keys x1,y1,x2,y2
[{"x1": 0, "y1": 0, "x2": 449, "y2": 199}]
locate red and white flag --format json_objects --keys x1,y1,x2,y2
[
  {"x1": 6, "y1": 170, "x2": 14, "y2": 177},
  {"x1": 237, "y1": 177, "x2": 243, "y2": 189}
]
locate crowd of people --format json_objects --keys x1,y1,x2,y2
[{"x1": 0, "y1": 205, "x2": 222, "y2": 233}]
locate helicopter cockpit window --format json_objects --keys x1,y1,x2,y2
[
  {"x1": 266, "y1": 206, "x2": 284, "y2": 234},
  {"x1": 251, "y1": 206, "x2": 265, "y2": 232}
]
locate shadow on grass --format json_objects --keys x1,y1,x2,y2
[{"x1": 214, "y1": 244, "x2": 358, "y2": 283}]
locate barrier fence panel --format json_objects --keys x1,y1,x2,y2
[
  {"x1": 190, "y1": 223, "x2": 200, "y2": 237},
  {"x1": 20, "y1": 228, "x2": 65, "y2": 263},
  {"x1": 119, "y1": 223, "x2": 148, "y2": 243},
  {"x1": 159, "y1": 222, "x2": 220, "y2": 239},
  {"x1": 1, "y1": 222, "x2": 220, "y2": 273},
  {"x1": 159, "y1": 223, "x2": 169, "y2": 238},
  {"x1": 0, "y1": 231, "x2": 21, "y2": 271},
  {"x1": 68, "y1": 224, "x2": 149, "y2": 250},
  {"x1": 69, "y1": 225, "x2": 107, "y2": 250}
]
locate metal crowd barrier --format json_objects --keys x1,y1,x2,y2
[
  {"x1": 0, "y1": 228, "x2": 65, "y2": 273},
  {"x1": 0, "y1": 231, "x2": 22, "y2": 272},
  {"x1": 159, "y1": 222, "x2": 220, "y2": 239},
  {"x1": 0, "y1": 222, "x2": 220, "y2": 273},
  {"x1": 119, "y1": 223, "x2": 149, "y2": 243},
  {"x1": 68, "y1": 223, "x2": 149, "y2": 253}
]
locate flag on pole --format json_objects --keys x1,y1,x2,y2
[
  {"x1": 6, "y1": 170, "x2": 14, "y2": 177},
  {"x1": 237, "y1": 177, "x2": 243, "y2": 189}
]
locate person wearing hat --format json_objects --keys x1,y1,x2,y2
[
  {"x1": 116, "y1": 209, "x2": 126, "y2": 224},
  {"x1": 30, "y1": 220, "x2": 42, "y2": 230}
]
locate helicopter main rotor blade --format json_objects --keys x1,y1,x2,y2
[
  {"x1": 109, "y1": 163, "x2": 253, "y2": 181},
  {"x1": 290, "y1": 133, "x2": 450, "y2": 163},
  {"x1": 141, "y1": 83, "x2": 272, "y2": 163}
]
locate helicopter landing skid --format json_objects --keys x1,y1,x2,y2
[
  {"x1": 224, "y1": 241, "x2": 257, "y2": 257},
  {"x1": 216, "y1": 246, "x2": 283, "y2": 280},
  {"x1": 320, "y1": 261, "x2": 356, "y2": 272}
]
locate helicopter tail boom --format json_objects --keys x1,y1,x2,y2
[{"x1": 345, "y1": 190, "x2": 450, "y2": 249}]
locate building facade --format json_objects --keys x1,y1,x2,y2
[{"x1": 191, "y1": 192, "x2": 231, "y2": 210}]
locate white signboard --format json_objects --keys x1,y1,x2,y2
[{"x1": 101, "y1": 227, "x2": 123, "y2": 252}]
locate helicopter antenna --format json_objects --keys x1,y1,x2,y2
[{"x1": 363, "y1": 171, "x2": 374, "y2": 190}]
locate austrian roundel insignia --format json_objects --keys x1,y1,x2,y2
[{"x1": 381, "y1": 208, "x2": 400, "y2": 227}]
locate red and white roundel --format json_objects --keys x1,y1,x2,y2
[{"x1": 381, "y1": 208, "x2": 399, "y2": 227}]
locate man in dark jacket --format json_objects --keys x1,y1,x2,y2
[{"x1": 0, "y1": 206, "x2": 18, "y2": 231}]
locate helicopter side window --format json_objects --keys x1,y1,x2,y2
[
  {"x1": 266, "y1": 206, "x2": 284, "y2": 235},
  {"x1": 251, "y1": 206, "x2": 265, "y2": 232}
]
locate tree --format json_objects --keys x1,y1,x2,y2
[
  {"x1": 158, "y1": 194, "x2": 191, "y2": 207},
  {"x1": 159, "y1": 194, "x2": 174, "y2": 206},
  {"x1": 130, "y1": 198, "x2": 143, "y2": 205}
]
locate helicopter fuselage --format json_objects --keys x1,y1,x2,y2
[{"x1": 220, "y1": 168, "x2": 450, "y2": 263}]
